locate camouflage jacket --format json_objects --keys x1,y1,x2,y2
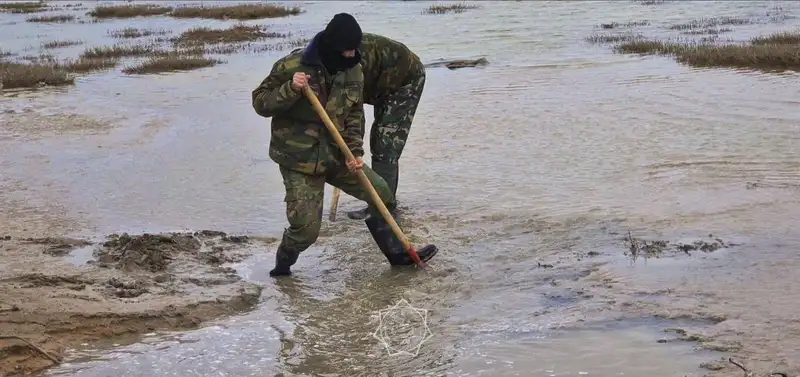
[
  {"x1": 251, "y1": 33, "x2": 365, "y2": 176},
  {"x1": 359, "y1": 33, "x2": 425, "y2": 105}
]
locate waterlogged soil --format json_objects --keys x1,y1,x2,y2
[{"x1": 0, "y1": 231, "x2": 272, "y2": 376}]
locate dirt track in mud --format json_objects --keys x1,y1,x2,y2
[{"x1": 0, "y1": 231, "x2": 273, "y2": 376}]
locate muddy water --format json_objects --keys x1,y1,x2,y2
[{"x1": 3, "y1": 0, "x2": 800, "y2": 376}]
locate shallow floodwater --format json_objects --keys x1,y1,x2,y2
[{"x1": 3, "y1": 0, "x2": 800, "y2": 376}]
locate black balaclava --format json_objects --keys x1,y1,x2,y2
[{"x1": 318, "y1": 13, "x2": 363, "y2": 75}]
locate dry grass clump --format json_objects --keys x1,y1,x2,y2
[
  {"x1": 42, "y1": 39, "x2": 83, "y2": 49},
  {"x1": 422, "y1": 3, "x2": 478, "y2": 15},
  {"x1": 612, "y1": 31, "x2": 800, "y2": 72},
  {"x1": 108, "y1": 27, "x2": 170, "y2": 39},
  {"x1": 122, "y1": 52, "x2": 221, "y2": 75},
  {"x1": 172, "y1": 24, "x2": 286, "y2": 46},
  {"x1": 0, "y1": 1, "x2": 48, "y2": 14},
  {"x1": 26, "y1": 14, "x2": 75, "y2": 23},
  {"x1": 80, "y1": 44, "x2": 162, "y2": 59},
  {"x1": 751, "y1": 31, "x2": 800, "y2": 45},
  {"x1": 87, "y1": 4, "x2": 172, "y2": 19},
  {"x1": 586, "y1": 33, "x2": 643, "y2": 44},
  {"x1": 669, "y1": 16, "x2": 752, "y2": 31},
  {"x1": 1, "y1": 50, "x2": 13, "y2": 58},
  {"x1": 56, "y1": 57, "x2": 119, "y2": 73},
  {"x1": 633, "y1": 0, "x2": 674, "y2": 5},
  {"x1": 169, "y1": 4, "x2": 301, "y2": 20},
  {"x1": 0, "y1": 61, "x2": 74, "y2": 89}
]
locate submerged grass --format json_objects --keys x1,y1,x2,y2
[
  {"x1": 108, "y1": 27, "x2": 170, "y2": 39},
  {"x1": 423, "y1": 3, "x2": 479, "y2": 15},
  {"x1": 598, "y1": 21, "x2": 650, "y2": 29},
  {"x1": 680, "y1": 27, "x2": 733, "y2": 36},
  {"x1": 586, "y1": 33, "x2": 643, "y2": 44},
  {"x1": 612, "y1": 31, "x2": 800, "y2": 72},
  {"x1": 669, "y1": 16, "x2": 752, "y2": 30},
  {"x1": 88, "y1": 4, "x2": 172, "y2": 19},
  {"x1": 169, "y1": 4, "x2": 301, "y2": 20},
  {"x1": 122, "y1": 53, "x2": 221, "y2": 75},
  {"x1": 0, "y1": 1, "x2": 48, "y2": 14},
  {"x1": 42, "y1": 39, "x2": 83, "y2": 49},
  {"x1": 25, "y1": 14, "x2": 75, "y2": 23},
  {"x1": 0, "y1": 61, "x2": 74, "y2": 89}
]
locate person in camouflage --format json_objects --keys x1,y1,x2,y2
[
  {"x1": 251, "y1": 14, "x2": 436, "y2": 277},
  {"x1": 345, "y1": 33, "x2": 427, "y2": 220}
]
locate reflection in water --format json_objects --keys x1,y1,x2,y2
[{"x1": 4, "y1": 0, "x2": 800, "y2": 376}]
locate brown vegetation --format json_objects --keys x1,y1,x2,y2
[
  {"x1": 80, "y1": 44, "x2": 161, "y2": 59},
  {"x1": 0, "y1": 62, "x2": 74, "y2": 90},
  {"x1": 56, "y1": 57, "x2": 119, "y2": 73},
  {"x1": 42, "y1": 39, "x2": 83, "y2": 49},
  {"x1": 611, "y1": 31, "x2": 800, "y2": 72},
  {"x1": 122, "y1": 53, "x2": 221, "y2": 75},
  {"x1": 108, "y1": 27, "x2": 170, "y2": 39},
  {"x1": 87, "y1": 4, "x2": 172, "y2": 19},
  {"x1": 169, "y1": 3, "x2": 301, "y2": 20},
  {"x1": 0, "y1": 1, "x2": 48, "y2": 14},
  {"x1": 172, "y1": 24, "x2": 286, "y2": 46},
  {"x1": 25, "y1": 14, "x2": 75, "y2": 23},
  {"x1": 423, "y1": 3, "x2": 479, "y2": 15}
]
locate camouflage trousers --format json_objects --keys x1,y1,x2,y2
[
  {"x1": 368, "y1": 70, "x2": 426, "y2": 165},
  {"x1": 278, "y1": 163, "x2": 396, "y2": 253}
]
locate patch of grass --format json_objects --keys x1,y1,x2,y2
[
  {"x1": 169, "y1": 4, "x2": 301, "y2": 20},
  {"x1": 0, "y1": 50, "x2": 12, "y2": 58},
  {"x1": 26, "y1": 14, "x2": 75, "y2": 23},
  {"x1": 87, "y1": 4, "x2": 172, "y2": 19},
  {"x1": 586, "y1": 33, "x2": 643, "y2": 44},
  {"x1": 0, "y1": 61, "x2": 74, "y2": 89},
  {"x1": 669, "y1": 16, "x2": 752, "y2": 31},
  {"x1": 422, "y1": 3, "x2": 478, "y2": 14},
  {"x1": 202, "y1": 37, "x2": 310, "y2": 55},
  {"x1": 56, "y1": 57, "x2": 119, "y2": 73},
  {"x1": 598, "y1": 21, "x2": 650, "y2": 29},
  {"x1": 751, "y1": 31, "x2": 800, "y2": 45},
  {"x1": 612, "y1": 32, "x2": 800, "y2": 72},
  {"x1": 42, "y1": 39, "x2": 83, "y2": 49},
  {"x1": 108, "y1": 27, "x2": 170, "y2": 39},
  {"x1": 680, "y1": 27, "x2": 733, "y2": 36},
  {"x1": 172, "y1": 24, "x2": 286, "y2": 46},
  {"x1": 122, "y1": 52, "x2": 221, "y2": 75},
  {"x1": 0, "y1": 1, "x2": 48, "y2": 14},
  {"x1": 80, "y1": 44, "x2": 162, "y2": 59}
]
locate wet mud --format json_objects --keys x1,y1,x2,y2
[{"x1": 0, "y1": 231, "x2": 269, "y2": 376}]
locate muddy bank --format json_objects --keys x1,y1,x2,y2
[{"x1": 0, "y1": 230, "x2": 274, "y2": 376}]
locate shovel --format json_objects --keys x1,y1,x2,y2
[{"x1": 302, "y1": 86, "x2": 430, "y2": 269}]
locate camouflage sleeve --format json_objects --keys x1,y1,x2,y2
[
  {"x1": 251, "y1": 59, "x2": 300, "y2": 118},
  {"x1": 342, "y1": 97, "x2": 365, "y2": 158}
]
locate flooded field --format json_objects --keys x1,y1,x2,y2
[{"x1": 2, "y1": 0, "x2": 800, "y2": 376}]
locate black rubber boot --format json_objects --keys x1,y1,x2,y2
[
  {"x1": 347, "y1": 161, "x2": 399, "y2": 220},
  {"x1": 365, "y1": 213, "x2": 438, "y2": 266},
  {"x1": 269, "y1": 244, "x2": 300, "y2": 277}
]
